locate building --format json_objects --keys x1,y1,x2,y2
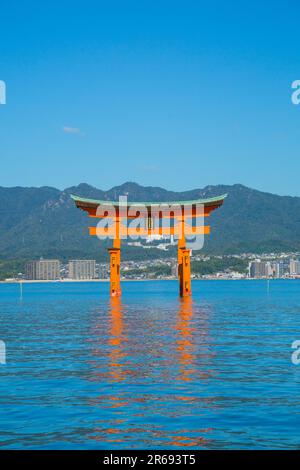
[
  {"x1": 171, "y1": 260, "x2": 178, "y2": 278},
  {"x1": 289, "y1": 259, "x2": 300, "y2": 275},
  {"x1": 250, "y1": 260, "x2": 263, "y2": 278},
  {"x1": 273, "y1": 260, "x2": 288, "y2": 278},
  {"x1": 25, "y1": 259, "x2": 60, "y2": 280},
  {"x1": 249, "y1": 260, "x2": 273, "y2": 278},
  {"x1": 68, "y1": 260, "x2": 96, "y2": 279}
]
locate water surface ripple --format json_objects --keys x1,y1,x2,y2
[{"x1": 0, "y1": 280, "x2": 299, "y2": 449}]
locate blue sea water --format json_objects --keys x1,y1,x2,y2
[{"x1": 0, "y1": 279, "x2": 300, "y2": 449}]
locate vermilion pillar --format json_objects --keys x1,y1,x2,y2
[
  {"x1": 177, "y1": 213, "x2": 191, "y2": 297},
  {"x1": 108, "y1": 246, "x2": 121, "y2": 297},
  {"x1": 178, "y1": 247, "x2": 192, "y2": 297},
  {"x1": 108, "y1": 214, "x2": 121, "y2": 297}
]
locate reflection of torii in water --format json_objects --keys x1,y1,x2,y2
[
  {"x1": 176, "y1": 297, "x2": 215, "y2": 383},
  {"x1": 176, "y1": 297, "x2": 196, "y2": 382},
  {"x1": 108, "y1": 297, "x2": 126, "y2": 382},
  {"x1": 106, "y1": 296, "x2": 214, "y2": 384}
]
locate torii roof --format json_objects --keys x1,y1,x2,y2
[{"x1": 71, "y1": 193, "x2": 227, "y2": 209}]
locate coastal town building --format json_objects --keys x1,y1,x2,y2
[
  {"x1": 274, "y1": 260, "x2": 286, "y2": 277},
  {"x1": 289, "y1": 259, "x2": 300, "y2": 275},
  {"x1": 249, "y1": 260, "x2": 271, "y2": 278},
  {"x1": 249, "y1": 258, "x2": 296, "y2": 278},
  {"x1": 25, "y1": 259, "x2": 60, "y2": 280},
  {"x1": 68, "y1": 260, "x2": 96, "y2": 279},
  {"x1": 18, "y1": 252, "x2": 300, "y2": 283}
]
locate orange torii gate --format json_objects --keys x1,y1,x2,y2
[{"x1": 71, "y1": 194, "x2": 226, "y2": 297}]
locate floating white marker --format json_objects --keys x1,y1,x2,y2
[
  {"x1": 0, "y1": 341, "x2": 6, "y2": 365},
  {"x1": 0, "y1": 80, "x2": 6, "y2": 105}
]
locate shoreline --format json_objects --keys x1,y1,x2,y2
[{"x1": 0, "y1": 277, "x2": 299, "y2": 284}]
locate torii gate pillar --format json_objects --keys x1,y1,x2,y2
[
  {"x1": 108, "y1": 246, "x2": 121, "y2": 297},
  {"x1": 177, "y1": 216, "x2": 192, "y2": 297},
  {"x1": 178, "y1": 246, "x2": 192, "y2": 297}
]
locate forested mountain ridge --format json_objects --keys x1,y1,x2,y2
[{"x1": 0, "y1": 182, "x2": 299, "y2": 260}]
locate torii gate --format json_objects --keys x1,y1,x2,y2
[{"x1": 71, "y1": 193, "x2": 226, "y2": 297}]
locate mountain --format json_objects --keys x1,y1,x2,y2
[{"x1": 1, "y1": 182, "x2": 300, "y2": 261}]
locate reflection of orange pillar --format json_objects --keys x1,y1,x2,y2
[
  {"x1": 178, "y1": 247, "x2": 191, "y2": 297},
  {"x1": 108, "y1": 246, "x2": 121, "y2": 297},
  {"x1": 176, "y1": 296, "x2": 194, "y2": 382},
  {"x1": 109, "y1": 297, "x2": 125, "y2": 381}
]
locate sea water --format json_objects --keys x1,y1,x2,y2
[{"x1": 0, "y1": 280, "x2": 299, "y2": 449}]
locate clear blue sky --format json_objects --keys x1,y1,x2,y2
[{"x1": 0, "y1": 1, "x2": 299, "y2": 195}]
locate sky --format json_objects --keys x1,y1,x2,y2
[{"x1": 0, "y1": 0, "x2": 300, "y2": 195}]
